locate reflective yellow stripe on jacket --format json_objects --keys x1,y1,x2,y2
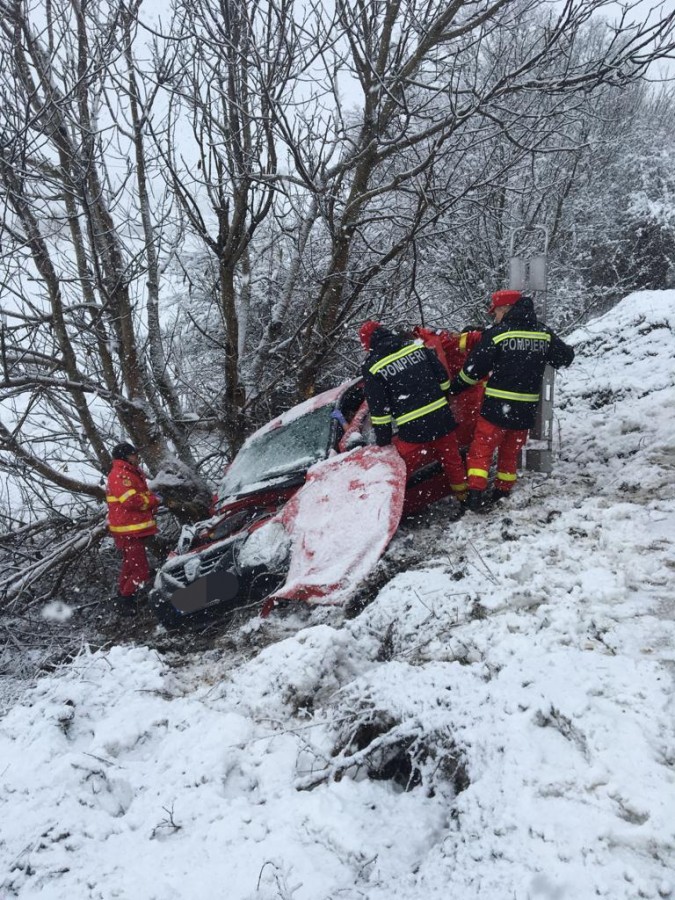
[
  {"x1": 492, "y1": 330, "x2": 551, "y2": 345},
  {"x1": 485, "y1": 387, "x2": 540, "y2": 402},
  {"x1": 459, "y1": 369, "x2": 480, "y2": 386},
  {"x1": 109, "y1": 520, "x2": 156, "y2": 534},
  {"x1": 369, "y1": 343, "x2": 421, "y2": 375},
  {"x1": 107, "y1": 488, "x2": 154, "y2": 510},
  {"x1": 395, "y1": 397, "x2": 448, "y2": 426},
  {"x1": 106, "y1": 488, "x2": 137, "y2": 503}
]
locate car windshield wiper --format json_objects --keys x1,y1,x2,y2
[{"x1": 219, "y1": 468, "x2": 308, "y2": 503}]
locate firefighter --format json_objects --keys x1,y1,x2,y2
[
  {"x1": 413, "y1": 325, "x2": 485, "y2": 451},
  {"x1": 106, "y1": 442, "x2": 162, "y2": 616},
  {"x1": 359, "y1": 321, "x2": 467, "y2": 504},
  {"x1": 448, "y1": 290, "x2": 574, "y2": 511}
]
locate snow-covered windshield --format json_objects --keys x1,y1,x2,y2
[{"x1": 217, "y1": 404, "x2": 335, "y2": 501}]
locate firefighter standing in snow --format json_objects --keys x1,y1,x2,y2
[
  {"x1": 106, "y1": 442, "x2": 161, "y2": 615},
  {"x1": 449, "y1": 290, "x2": 574, "y2": 509},
  {"x1": 360, "y1": 321, "x2": 467, "y2": 501}
]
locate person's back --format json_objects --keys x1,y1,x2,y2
[
  {"x1": 362, "y1": 324, "x2": 457, "y2": 445},
  {"x1": 448, "y1": 292, "x2": 574, "y2": 508},
  {"x1": 456, "y1": 294, "x2": 574, "y2": 431},
  {"x1": 359, "y1": 320, "x2": 467, "y2": 504}
]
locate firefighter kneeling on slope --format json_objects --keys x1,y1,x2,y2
[
  {"x1": 359, "y1": 320, "x2": 467, "y2": 507},
  {"x1": 448, "y1": 289, "x2": 574, "y2": 512},
  {"x1": 106, "y1": 442, "x2": 162, "y2": 617}
]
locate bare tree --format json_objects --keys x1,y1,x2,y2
[
  {"x1": 0, "y1": 0, "x2": 673, "y2": 603},
  {"x1": 144, "y1": 0, "x2": 307, "y2": 451},
  {"x1": 423, "y1": 75, "x2": 675, "y2": 332},
  {"x1": 0, "y1": 0, "x2": 212, "y2": 527},
  {"x1": 260, "y1": 0, "x2": 675, "y2": 393},
  {"x1": 147, "y1": 0, "x2": 674, "y2": 417}
]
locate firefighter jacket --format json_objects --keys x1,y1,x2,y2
[
  {"x1": 362, "y1": 327, "x2": 458, "y2": 445},
  {"x1": 106, "y1": 459, "x2": 160, "y2": 539},
  {"x1": 449, "y1": 296, "x2": 575, "y2": 430},
  {"x1": 414, "y1": 325, "x2": 486, "y2": 448}
]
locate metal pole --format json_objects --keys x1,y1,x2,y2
[{"x1": 508, "y1": 227, "x2": 554, "y2": 474}]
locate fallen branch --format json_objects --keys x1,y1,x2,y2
[{"x1": 0, "y1": 514, "x2": 108, "y2": 606}]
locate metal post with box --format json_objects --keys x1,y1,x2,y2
[{"x1": 508, "y1": 227, "x2": 555, "y2": 474}]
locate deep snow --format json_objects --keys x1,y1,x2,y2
[{"x1": 1, "y1": 291, "x2": 674, "y2": 900}]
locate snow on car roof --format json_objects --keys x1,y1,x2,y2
[{"x1": 242, "y1": 378, "x2": 360, "y2": 448}]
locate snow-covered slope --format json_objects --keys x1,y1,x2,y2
[{"x1": 1, "y1": 291, "x2": 675, "y2": 900}]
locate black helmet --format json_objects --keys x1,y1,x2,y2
[{"x1": 111, "y1": 442, "x2": 138, "y2": 461}]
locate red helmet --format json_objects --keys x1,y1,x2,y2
[
  {"x1": 488, "y1": 289, "x2": 521, "y2": 316},
  {"x1": 359, "y1": 320, "x2": 382, "y2": 351}
]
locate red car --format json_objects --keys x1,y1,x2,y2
[{"x1": 149, "y1": 378, "x2": 455, "y2": 627}]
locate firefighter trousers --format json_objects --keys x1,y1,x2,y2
[
  {"x1": 449, "y1": 385, "x2": 484, "y2": 452},
  {"x1": 466, "y1": 416, "x2": 528, "y2": 493},
  {"x1": 115, "y1": 537, "x2": 151, "y2": 598},
  {"x1": 393, "y1": 431, "x2": 467, "y2": 495}
]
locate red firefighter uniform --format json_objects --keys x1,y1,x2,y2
[
  {"x1": 414, "y1": 326, "x2": 484, "y2": 450},
  {"x1": 106, "y1": 458, "x2": 160, "y2": 597},
  {"x1": 449, "y1": 293, "x2": 574, "y2": 496}
]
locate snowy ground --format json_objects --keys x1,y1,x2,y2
[{"x1": 1, "y1": 291, "x2": 674, "y2": 900}]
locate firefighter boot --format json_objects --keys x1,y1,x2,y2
[
  {"x1": 490, "y1": 488, "x2": 510, "y2": 505},
  {"x1": 113, "y1": 594, "x2": 138, "y2": 617},
  {"x1": 466, "y1": 489, "x2": 490, "y2": 513}
]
